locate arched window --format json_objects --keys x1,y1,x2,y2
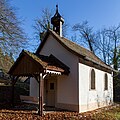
[
  {"x1": 90, "y1": 69, "x2": 95, "y2": 90},
  {"x1": 104, "y1": 73, "x2": 108, "y2": 90}
]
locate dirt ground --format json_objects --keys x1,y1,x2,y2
[{"x1": 0, "y1": 103, "x2": 119, "y2": 120}]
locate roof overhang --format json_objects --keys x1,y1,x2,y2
[
  {"x1": 79, "y1": 56, "x2": 117, "y2": 74},
  {"x1": 8, "y1": 50, "x2": 70, "y2": 77}
]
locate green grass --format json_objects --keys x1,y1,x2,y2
[
  {"x1": 115, "y1": 113, "x2": 120, "y2": 119},
  {"x1": 92, "y1": 106, "x2": 120, "y2": 120}
]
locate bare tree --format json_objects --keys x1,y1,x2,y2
[
  {"x1": 96, "y1": 25, "x2": 120, "y2": 68},
  {"x1": 104, "y1": 25, "x2": 120, "y2": 102},
  {"x1": 72, "y1": 21, "x2": 96, "y2": 54},
  {"x1": 33, "y1": 8, "x2": 52, "y2": 41},
  {"x1": 107, "y1": 25, "x2": 120, "y2": 70},
  {"x1": 95, "y1": 29, "x2": 112, "y2": 64},
  {"x1": 0, "y1": 47, "x2": 14, "y2": 72},
  {"x1": 73, "y1": 21, "x2": 120, "y2": 68},
  {"x1": 0, "y1": 0, "x2": 27, "y2": 55},
  {"x1": 33, "y1": 7, "x2": 68, "y2": 42}
]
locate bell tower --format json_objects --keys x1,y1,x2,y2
[{"x1": 51, "y1": 5, "x2": 64, "y2": 37}]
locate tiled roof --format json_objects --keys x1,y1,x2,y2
[{"x1": 36, "y1": 29, "x2": 113, "y2": 71}]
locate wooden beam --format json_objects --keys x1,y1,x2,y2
[
  {"x1": 33, "y1": 74, "x2": 43, "y2": 116},
  {"x1": 39, "y1": 73, "x2": 44, "y2": 116},
  {"x1": 32, "y1": 74, "x2": 39, "y2": 83},
  {"x1": 37, "y1": 73, "x2": 47, "y2": 116},
  {"x1": 38, "y1": 74, "x2": 41, "y2": 116},
  {"x1": 41, "y1": 73, "x2": 44, "y2": 116}
]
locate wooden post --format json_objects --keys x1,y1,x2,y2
[
  {"x1": 41, "y1": 73, "x2": 44, "y2": 116},
  {"x1": 38, "y1": 75, "x2": 40, "y2": 115},
  {"x1": 38, "y1": 73, "x2": 44, "y2": 116}
]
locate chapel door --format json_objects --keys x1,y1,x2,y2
[{"x1": 46, "y1": 78, "x2": 56, "y2": 107}]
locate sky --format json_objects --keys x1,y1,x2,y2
[{"x1": 10, "y1": 0, "x2": 120, "y2": 52}]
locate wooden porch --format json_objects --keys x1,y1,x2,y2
[{"x1": 8, "y1": 50, "x2": 69, "y2": 116}]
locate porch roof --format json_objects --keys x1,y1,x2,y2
[{"x1": 8, "y1": 50, "x2": 70, "y2": 76}]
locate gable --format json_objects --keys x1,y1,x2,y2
[
  {"x1": 39, "y1": 34, "x2": 79, "y2": 69},
  {"x1": 9, "y1": 52, "x2": 44, "y2": 76},
  {"x1": 9, "y1": 50, "x2": 69, "y2": 76}
]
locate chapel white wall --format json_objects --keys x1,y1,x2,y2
[
  {"x1": 29, "y1": 34, "x2": 113, "y2": 112},
  {"x1": 39, "y1": 35, "x2": 79, "y2": 106},
  {"x1": 78, "y1": 63, "x2": 113, "y2": 112},
  {"x1": 29, "y1": 34, "x2": 79, "y2": 109}
]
